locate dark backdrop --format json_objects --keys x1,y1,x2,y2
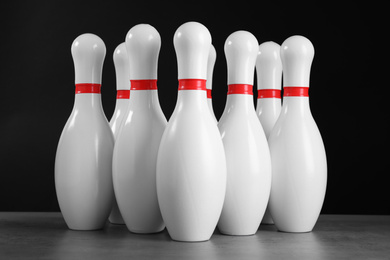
[{"x1": 1, "y1": 1, "x2": 388, "y2": 214}]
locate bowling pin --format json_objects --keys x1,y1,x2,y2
[
  {"x1": 156, "y1": 21, "x2": 227, "y2": 242},
  {"x1": 112, "y1": 24, "x2": 166, "y2": 233},
  {"x1": 268, "y1": 35, "x2": 327, "y2": 233},
  {"x1": 55, "y1": 33, "x2": 114, "y2": 230},
  {"x1": 255, "y1": 41, "x2": 282, "y2": 225},
  {"x1": 108, "y1": 42, "x2": 130, "y2": 225},
  {"x1": 207, "y1": 44, "x2": 217, "y2": 122},
  {"x1": 217, "y1": 31, "x2": 271, "y2": 236}
]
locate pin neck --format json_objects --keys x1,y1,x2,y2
[
  {"x1": 282, "y1": 87, "x2": 310, "y2": 114},
  {"x1": 128, "y1": 80, "x2": 159, "y2": 107},
  {"x1": 178, "y1": 79, "x2": 207, "y2": 91},
  {"x1": 227, "y1": 84, "x2": 253, "y2": 95},
  {"x1": 282, "y1": 91, "x2": 311, "y2": 116},
  {"x1": 130, "y1": 79, "x2": 158, "y2": 90},
  {"x1": 75, "y1": 83, "x2": 101, "y2": 94},
  {"x1": 127, "y1": 86, "x2": 161, "y2": 111},
  {"x1": 257, "y1": 89, "x2": 281, "y2": 99},
  {"x1": 225, "y1": 84, "x2": 255, "y2": 113},
  {"x1": 117, "y1": 90, "x2": 130, "y2": 99},
  {"x1": 73, "y1": 88, "x2": 104, "y2": 114},
  {"x1": 207, "y1": 89, "x2": 212, "y2": 99},
  {"x1": 176, "y1": 79, "x2": 208, "y2": 112},
  {"x1": 128, "y1": 80, "x2": 160, "y2": 109},
  {"x1": 112, "y1": 93, "x2": 129, "y2": 119},
  {"x1": 283, "y1": 86, "x2": 309, "y2": 97},
  {"x1": 225, "y1": 91, "x2": 255, "y2": 114}
]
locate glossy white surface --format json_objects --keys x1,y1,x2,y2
[
  {"x1": 156, "y1": 22, "x2": 226, "y2": 242},
  {"x1": 55, "y1": 34, "x2": 114, "y2": 230},
  {"x1": 110, "y1": 42, "x2": 131, "y2": 137},
  {"x1": 113, "y1": 42, "x2": 131, "y2": 90},
  {"x1": 217, "y1": 31, "x2": 271, "y2": 235},
  {"x1": 281, "y1": 35, "x2": 314, "y2": 87},
  {"x1": 108, "y1": 42, "x2": 130, "y2": 225},
  {"x1": 268, "y1": 35, "x2": 327, "y2": 233},
  {"x1": 71, "y1": 33, "x2": 106, "y2": 84},
  {"x1": 157, "y1": 91, "x2": 227, "y2": 242},
  {"x1": 256, "y1": 98, "x2": 281, "y2": 138},
  {"x1": 225, "y1": 31, "x2": 258, "y2": 85},
  {"x1": 125, "y1": 24, "x2": 160, "y2": 80},
  {"x1": 255, "y1": 41, "x2": 282, "y2": 224},
  {"x1": 207, "y1": 44, "x2": 217, "y2": 122},
  {"x1": 174, "y1": 22, "x2": 211, "y2": 79},
  {"x1": 112, "y1": 24, "x2": 166, "y2": 233},
  {"x1": 256, "y1": 41, "x2": 282, "y2": 92}
]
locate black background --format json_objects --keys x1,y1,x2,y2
[{"x1": 0, "y1": 1, "x2": 388, "y2": 214}]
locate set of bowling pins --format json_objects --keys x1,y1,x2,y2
[{"x1": 55, "y1": 21, "x2": 327, "y2": 242}]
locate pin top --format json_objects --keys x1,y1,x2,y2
[
  {"x1": 71, "y1": 33, "x2": 106, "y2": 84},
  {"x1": 206, "y1": 44, "x2": 216, "y2": 91},
  {"x1": 280, "y1": 35, "x2": 314, "y2": 87},
  {"x1": 174, "y1": 21, "x2": 211, "y2": 80},
  {"x1": 113, "y1": 42, "x2": 130, "y2": 90},
  {"x1": 224, "y1": 31, "x2": 259, "y2": 85},
  {"x1": 125, "y1": 24, "x2": 161, "y2": 80},
  {"x1": 256, "y1": 41, "x2": 282, "y2": 90}
]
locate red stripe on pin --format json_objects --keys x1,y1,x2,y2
[
  {"x1": 228, "y1": 84, "x2": 253, "y2": 95},
  {"x1": 117, "y1": 90, "x2": 130, "y2": 99},
  {"x1": 178, "y1": 79, "x2": 207, "y2": 90},
  {"x1": 75, "y1": 83, "x2": 101, "y2": 94},
  {"x1": 283, "y1": 87, "x2": 309, "y2": 97},
  {"x1": 130, "y1": 79, "x2": 158, "y2": 90},
  {"x1": 258, "y1": 89, "x2": 281, "y2": 99},
  {"x1": 207, "y1": 89, "x2": 212, "y2": 98}
]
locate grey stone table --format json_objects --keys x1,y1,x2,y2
[{"x1": 0, "y1": 212, "x2": 389, "y2": 259}]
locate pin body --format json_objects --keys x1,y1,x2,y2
[
  {"x1": 255, "y1": 41, "x2": 282, "y2": 225},
  {"x1": 207, "y1": 44, "x2": 217, "y2": 122},
  {"x1": 268, "y1": 35, "x2": 327, "y2": 233},
  {"x1": 156, "y1": 22, "x2": 226, "y2": 242},
  {"x1": 217, "y1": 31, "x2": 271, "y2": 235},
  {"x1": 112, "y1": 24, "x2": 165, "y2": 233},
  {"x1": 108, "y1": 42, "x2": 130, "y2": 225},
  {"x1": 55, "y1": 33, "x2": 114, "y2": 230}
]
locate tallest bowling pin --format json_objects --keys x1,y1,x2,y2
[
  {"x1": 55, "y1": 33, "x2": 114, "y2": 230},
  {"x1": 156, "y1": 22, "x2": 227, "y2": 242},
  {"x1": 268, "y1": 35, "x2": 327, "y2": 233},
  {"x1": 113, "y1": 24, "x2": 166, "y2": 233}
]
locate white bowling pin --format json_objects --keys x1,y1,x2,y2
[
  {"x1": 255, "y1": 41, "x2": 282, "y2": 225},
  {"x1": 112, "y1": 24, "x2": 166, "y2": 233},
  {"x1": 268, "y1": 35, "x2": 327, "y2": 233},
  {"x1": 156, "y1": 21, "x2": 227, "y2": 242},
  {"x1": 207, "y1": 44, "x2": 217, "y2": 122},
  {"x1": 55, "y1": 33, "x2": 114, "y2": 230},
  {"x1": 108, "y1": 42, "x2": 130, "y2": 225},
  {"x1": 217, "y1": 31, "x2": 271, "y2": 236}
]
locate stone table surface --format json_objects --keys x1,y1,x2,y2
[{"x1": 0, "y1": 212, "x2": 389, "y2": 259}]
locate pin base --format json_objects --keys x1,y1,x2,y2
[
  {"x1": 219, "y1": 230, "x2": 257, "y2": 236},
  {"x1": 170, "y1": 238, "x2": 210, "y2": 243},
  {"x1": 67, "y1": 225, "x2": 105, "y2": 231},
  {"x1": 277, "y1": 229, "x2": 313, "y2": 233},
  {"x1": 128, "y1": 227, "x2": 166, "y2": 234}
]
